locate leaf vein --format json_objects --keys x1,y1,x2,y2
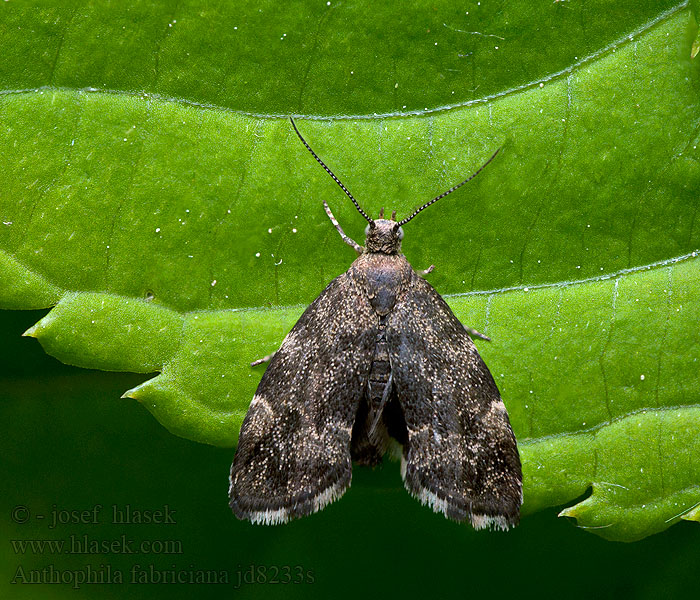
[{"x1": 0, "y1": 2, "x2": 687, "y2": 121}]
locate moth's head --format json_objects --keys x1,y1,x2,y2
[{"x1": 365, "y1": 208, "x2": 403, "y2": 254}]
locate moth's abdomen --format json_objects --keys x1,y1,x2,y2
[
  {"x1": 368, "y1": 322, "x2": 391, "y2": 408},
  {"x1": 350, "y1": 318, "x2": 399, "y2": 465}
]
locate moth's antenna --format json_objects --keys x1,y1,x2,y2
[
  {"x1": 398, "y1": 147, "x2": 501, "y2": 227},
  {"x1": 290, "y1": 117, "x2": 374, "y2": 226}
]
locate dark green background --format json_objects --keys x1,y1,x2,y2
[{"x1": 1, "y1": 308, "x2": 698, "y2": 599}]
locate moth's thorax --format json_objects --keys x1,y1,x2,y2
[
  {"x1": 351, "y1": 253, "x2": 413, "y2": 316},
  {"x1": 364, "y1": 219, "x2": 404, "y2": 254}
]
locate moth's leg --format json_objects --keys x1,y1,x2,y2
[
  {"x1": 250, "y1": 351, "x2": 276, "y2": 367},
  {"x1": 323, "y1": 200, "x2": 363, "y2": 254},
  {"x1": 464, "y1": 325, "x2": 490, "y2": 342},
  {"x1": 418, "y1": 265, "x2": 435, "y2": 276}
]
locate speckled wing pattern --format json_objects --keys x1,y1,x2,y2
[
  {"x1": 229, "y1": 272, "x2": 379, "y2": 524},
  {"x1": 387, "y1": 272, "x2": 522, "y2": 530}
]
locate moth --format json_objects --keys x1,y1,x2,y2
[{"x1": 229, "y1": 118, "x2": 522, "y2": 530}]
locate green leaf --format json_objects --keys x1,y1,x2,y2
[{"x1": 1, "y1": 1, "x2": 699, "y2": 541}]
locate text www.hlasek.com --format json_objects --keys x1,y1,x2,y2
[{"x1": 11, "y1": 535, "x2": 182, "y2": 555}]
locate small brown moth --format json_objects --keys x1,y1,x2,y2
[{"x1": 229, "y1": 119, "x2": 522, "y2": 529}]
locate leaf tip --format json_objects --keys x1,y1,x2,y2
[
  {"x1": 22, "y1": 324, "x2": 39, "y2": 338},
  {"x1": 558, "y1": 506, "x2": 578, "y2": 520},
  {"x1": 680, "y1": 504, "x2": 700, "y2": 523},
  {"x1": 121, "y1": 386, "x2": 142, "y2": 401}
]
